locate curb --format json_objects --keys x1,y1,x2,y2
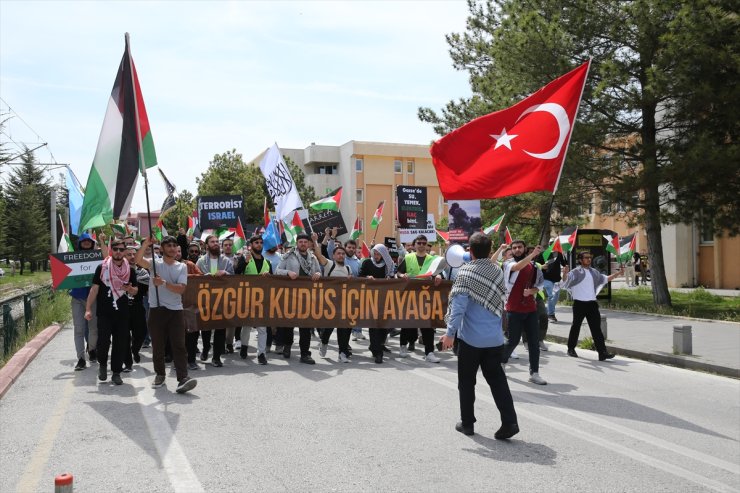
[
  {"x1": 546, "y1": 334, "x2": 740, "y2": 379},
  {"x1": 0, "y1": 324, "x2": 62, "y2": 399}
]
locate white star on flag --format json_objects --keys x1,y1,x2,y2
[{"x1": 491, "y1": 128, "x2": 518, "y2": 150}]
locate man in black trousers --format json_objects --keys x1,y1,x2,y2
[{"x1": 439, "y1": 232, "x2": 519, "y2": 439}]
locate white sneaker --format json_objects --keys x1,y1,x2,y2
[
  {"x1": 319, "y1": 343, "x2": 328, "y2": 358},
  {"x1": 356, "y1": 332, "x2": 367, "y2": 340},
  {"x1": 510, "y1": 350, "x2": 520, "y2": 360},
  {"x1": 539, "y1": 341, "x2": 548, "y2": 352},
  {"x1": 425, "y1": 352, "x2": 441, "y2": 363},
  {"x1": 398, "y1": 346, "x2": 410, "y2": 358},
  {"x1": 234, "y1": 340, "x2": 242, "y2": 350},
  {"x1": 339, "y1": 352, "x2": 350, "y2": 363},
  {"x1": 528, "y1": 372, "x2": 547, "y2": 385}
]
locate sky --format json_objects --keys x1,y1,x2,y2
[{"x1": 0, "y1": 0, "x2": 472, "y2": 213}]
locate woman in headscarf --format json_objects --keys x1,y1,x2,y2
[{"x1": 359, "y1": 244, "x2": 396, "y2": 363}]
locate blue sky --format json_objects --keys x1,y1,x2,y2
[{"x1": 0, "y1": 1, "x2": 471, "y2": 212}]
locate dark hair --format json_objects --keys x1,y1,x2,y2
[
  {"x1": 249, "y1": 235, "x2": 263, "y2": 244},
  {"x1": 577, "y1": 251, "x2": 591, "y2": 261},
  {"x1": 345, "y1": 239, "x2": 357, "y2": 247},
  {"x1": 296, "y1": 233, "x2": 311, "y2": 242},
  {"x1": 204, "y1": 234, "x2": 217, "y2": 244},
  {"x1": 510, "y1": 239, "x2": 526, "y2": 248},
  {"x1": 333, "y1": 245, "x2": 346, "y2": 255},
  {"x1": 468, "y1": 232, "x2": 492, "y2": 259},
  {"x1": 110, "y1": 239, "x2": 125, "y2": 248},
  {"x1": 221, "y1": 237, "x2": 233, "y2": 244},
  {"x1": 414, "y1": 234, "x2": 428, "y2": 245},
  {"x1": 160, "y1": 235, "x2": 178, "y2": 246}
]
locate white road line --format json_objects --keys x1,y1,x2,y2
[
  {"x1": 390, "y1": 359, "x2": 738, "y2": 493},
  {"x1": 136, "y1": 383, "x2": 204, "y2": 493}
]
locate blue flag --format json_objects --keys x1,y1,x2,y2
[
  {"x1": 66, "y1": 167, "x2": 85, "y2": 235},
  {"x1": 262, "y1": 220, "x2": 281, "y2": 252}
]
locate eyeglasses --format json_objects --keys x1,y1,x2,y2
[{"x1": 112, "y1": 247, "x2": 126, "y2": 252}]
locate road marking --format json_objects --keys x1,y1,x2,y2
[
  {"x1": 16, "y1": 377, "x2": 76, "y2": 493},
  {"x1": 136, "y1": 384, "x2": 204, "y2": 493},
  {"x1": 390, "y1": 359, "x2": 738, "y2": 493}
]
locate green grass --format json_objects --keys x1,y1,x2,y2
[
  {"x1": 598, "y1": 286, "x2": 740, "y2": 322},
  {"x1": 0, "y1": 271, "x2": 52, "y2": 298},
  {"x1": 0, "y1": 289, "x2": 71, "y2": 368}
]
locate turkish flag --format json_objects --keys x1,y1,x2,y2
[{"x1": 431, "y1": 61, "x2": 590, "y2": 200}]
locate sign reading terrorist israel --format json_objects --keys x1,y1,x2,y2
[
  {"x1": 198, "y1": 194, "x2": 247, "y2": 231},
  {"x1": 183, "y1": 276, "x2": 452, "y2": 329}
]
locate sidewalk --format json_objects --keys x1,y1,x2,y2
[
  {"x1": 609, "y1": 280, "x2": 739, "y2": 297},
  {"x1": 546, "y1": 305, "x2": 740, "y2": 378}
]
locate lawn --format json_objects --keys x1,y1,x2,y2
[
  {"x1": 599, "y1": 286, "x2": 740, "y2": 322},
  {"x1": 0, "y1": 271, "x2": 52, "y2": 298}
]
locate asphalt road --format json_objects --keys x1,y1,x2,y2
[{"x1": 1, "y1": 326, "x2": 739, "y2": 492}]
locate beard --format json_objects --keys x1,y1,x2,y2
[
  {"x1": 251, "y1": 246, "x2": 263, "y2": 255},
  {"x1": 513, "y1": 253, "x2": 526, "y2": 262},
  {"x1": 208, "y1": 245, "x2": 220, "y2": 256}
]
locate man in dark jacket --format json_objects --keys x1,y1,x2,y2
[{"x1": 70, "y1": 233, "x2": 99, "y2": 370}]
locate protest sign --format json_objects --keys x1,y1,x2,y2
[
  {"x1": 396, "y1": 186, "x2": 427, "y2": 229},
  {"x1": 49, "y1": 250, "x2": 104, "y2": 290},
  {"x1": 198, "y1": 195, "x2": 246, "y2": 231},
  {"x1": 448, "y1": 200, "x2": 482, "y2": 243},
  {"x1": 399, "y1": 213, "x2": 437, "y2": 244}
]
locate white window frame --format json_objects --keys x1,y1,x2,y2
[
  {"x1": 407, "y1": 160, "x2": 414, "y2": 174},
  {"x1": 355, "y1": 158, "x2": 363, "y2": 172},
  {"x1": 356, "y1": 189, "x2": 364, "y2": 203},
  {"x1": 394, "y1": 159, "x2": 402, "y2": 174}
]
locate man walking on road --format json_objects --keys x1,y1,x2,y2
[
  {"x1": 70, "y1": 232, "x2": 99, "y2": 370},
  {"x1": 135, "y1": 236, "x2": 197, "y2": 394},
  {"x1": 237, "y1": 235, "x2": 271, "y2": 365},
  {"x1": 562, "y1": 251, "x2": 623, "y2": 361},
  {"x1": 440, "y1": 232, "x2": 519, "y2": 439}
]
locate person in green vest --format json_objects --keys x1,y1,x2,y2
[
  {"x1": 237, "y1": 235, "x2": 271, "y2": 365},
  {"x1": 396, "y1": 234, "x2": 443, "y2": 363}
]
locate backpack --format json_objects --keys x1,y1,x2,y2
[{"x1": 327, "y1": 262, "x2": 351, "y2": 277}]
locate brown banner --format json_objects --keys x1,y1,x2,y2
[{"x1": 182, "y1": 275, "x2": 451, "y2": 330}]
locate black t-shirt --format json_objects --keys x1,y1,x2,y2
[
  {"x1": 92, "y1": 263, "x2": 138, "y2": 316},
  {"x1": 359, "y1": 258, "x2": 388, "y2": 279}
]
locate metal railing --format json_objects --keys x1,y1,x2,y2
[{"x1": 1, "y1": 286, "x2": 52, "y2": 358}]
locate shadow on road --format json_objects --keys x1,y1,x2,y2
[{"x1": 462, "y1": 434, "x2": 557, "y2": 465}]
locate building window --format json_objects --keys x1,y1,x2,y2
[
  {"x1": 700, "y1": 214, "x2": 714, "y2": 244},
  {"x1": 356, "y1": 189, "x2": 364, "y2": 203},
  {"x1": 394, "y1": 159, "x2": 402, "y2": 173},
  {"x1": 355, "y1": 158, "x2": 363, "y2": 172},
  {"x1": 407, "y1": 161, "x2": 414, "y2": 174},
  {"x1": 600, "y1": 197, "x2": 612, "y2": 214},
  {"x1": 317, "y1": 165, "x2": 336, "y2": 175}
]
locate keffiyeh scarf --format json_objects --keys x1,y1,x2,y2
[
  {"x1": 100, "y1": 256, "x2": 130, "y2": 310},
  {"x1": 371, "y1": 244, "x2": 395, "y2": 278},
  {"x1": 446, "y1": 259, "x2": 506, "y2": 322}
]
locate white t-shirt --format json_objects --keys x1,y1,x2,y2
[
  {"x1": 323, "y1": 260, "x2": 352, "y2": 278},
  {"x1": 571, "y1": 269, "x2": 597, "y2": 301}
]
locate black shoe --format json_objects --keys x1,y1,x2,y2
[
  {"x1": 567, "y1": 349, "x2": 578, "y2": 358},
  {"x1": 283, "y1": 346, "x2": 291, "y2": 359},
  {"x1": 599, "y1": 352, "x2": 616, "y2": 361},
  {"x1": 382, "y1": 345, "x2": 391, "y2": 354},
  {"x1": 212, "y1": 357, "x2": 223, "y2": 367},
  {"x1": 176, "y1": 377, "x2": 197, "y2": 394},
  {"x1": 300, "y1": 355, "x2": 315, "y2": 365},
  {"x1": 200, "y1": 348, "x2": 210, "y2": 361},
  {"x1": 494, "y1": 423, "x2": 519, "y2": 440},
  {"x1": 455, "y1": 422, "x2": 474, "y2": 436},
  {"x1": 122, "y1": 366, "x2": 132, "y2": 373},
  {"x1": 88, "y1": 349, "x2": 97, "y2": 361},
  {"x1": 374, "y1": 354, "x2": 384, "y2": 364},
  {"x1": 548, "y1": 315, "x2": 558, "y2": 323},
  {"x1": 111, "y1": 373, "x2": 123, "y2": 385},
  {"x1": 389, "y1": 329, "x2": 401, "y2": 337},
  {"x1": 74, "y1": 358, "x2": 86, "y2": 371},
  {"x1": 257, "y1": 353, "x2": 268, "y2": 365},
  {"x1": 132, "y1": 352, "x2": 140, "y2": 363},
  {"x1": 408, "y1": 341, "x2": 415, "y2": 351},
  {"x1": 226, "y1": 344, "x2": 234, "y2": 354},
  {"x1": 240, "y1": 346, "x2": 248, "y2": 359},
  {"x1": 98, "y1": 366, "x2": 107, "y2": 381}
]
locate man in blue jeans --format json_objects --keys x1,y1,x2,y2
[
  {"x1": 440, "y1": 232, "x2": 518, "y2": 439},
  {"x1": 536, "y1": 239, "x2": 567, "y2": 323}
]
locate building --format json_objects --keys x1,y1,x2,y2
[
  {"x1": 125, "y1": 210, "x2": 161, "y2": 238},
  {"x1": 254, "y1": 141, "x2": 449, "y2": 245}
]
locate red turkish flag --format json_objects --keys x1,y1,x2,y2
[{"x1": 431, "y1": 61, "x2": 590, "y2": 200}]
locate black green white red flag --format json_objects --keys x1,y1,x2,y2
[
  {"x1": 79, "y1": 34, "x2": 157, "y2": 232},
  {"x1": 310, "y1": 187, "x2": 342, "y2": 212},
  {"x1": 370, "y1": 201, "x2": 385, "y2": 229},
  {"x1": 484, "y1": 213, "x2": 505, "y2": 235},
  {"x1": 350, "y1": 217, "x2": 362, "y2": 240}
]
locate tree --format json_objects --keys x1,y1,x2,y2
[
  {"x1": 161, "y1": 189, "x2": 196, "y2": 235},
  {"x1": 196, "y1": 149, "x2": 317, "y2": 223},
  {"x1": 3, "y1": 149, "x2": 52, "y2": 273},
  {"x1": 419, "y1": 0, "x2": 739, "y2": 306}
]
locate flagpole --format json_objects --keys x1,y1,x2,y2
[
  {"x1": 126, "y1": 32, "x2": 159, "y2": 305},
  {"x1": 539, "y1": 59, "x2": 592, "y2": 248}
]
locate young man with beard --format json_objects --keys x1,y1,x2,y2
[
  {"x1": 276, "y1": 233, "x2": 321, "y2": 364},
  {"x1": 184, "y1": 242, "x2": 204, "y2": 371},
  {"x1": 70, "y1": 233, "x2": 99, "y2": 370},
  {"x1": 236, "y1": 235, "x2": 271, "y2": 365},
  {"x1": 502, "y1": 240, "x2": 546, "y2": 385},
  {"x1": 327, "y1": 235, "x2": 365, "y2": 342},
  {"x1": 359, "y1": 244, "x2": 396, "y2": 363},
  {"x1": 123, "y1": 245, "x2": 149, "y2": 371},
  {"x1": 562, "y1": 251, "x2": 623, "y2": 361},
  {"x1": 135, "y1": 236, "x2": 197, "y2": 394},
  {"x1": 396, "y1": 234, "x2": 443, "y2": 363},
  {"x1": 195, "y1": 234, "x2": 234, "y2": 367},
  {"x1": 85, "y1": 239, "x2": 138, "y2": 385},
  {"x1": 313, "y1": 232, "x2": 353, "y2": 362},
  {"x1": 439, "y1": 232, "x2": 519, "y2": 439}
]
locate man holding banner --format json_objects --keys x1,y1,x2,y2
[{"x1": 238, "y1": 235, "x2": 271, "y2": 365}]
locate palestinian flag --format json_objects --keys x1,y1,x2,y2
[
  {"x1": 310, "y1": 187, "x2": 342, "y2": 211},
  {"x1": 158, "y1": 168, "x2": 177, "y2": 216},
  {"x1": 483, "y1": 213, "x2": 505, "y2": 235},
  {"x1": 416, "y1": 256, "x2": 445, "y2": 278},
  {"x1": 79, "y1": 35, "x2": 157, "y2": 232},
  {"x1": 559, "y1": 226, "x2": 578, "y2": 252},
  {"x1": 603, "y1": 233, "x2": 620, "y2": 256},
  {"x1": 370, "y1": 201, "x2": 385, "y2": 229},
  {"x1": 436, "y1": 229, "x2": 450, "y2": 243},
  {"x1": 186, "y1": 212, "x2": 198, "y2": 236},
  {"x1": 504, "y1": 226, "x2": 513, "y2": 245},
  {"x1": 58, "y1": 215, "x2": 75, "y2": 253},
  {"x1": 284, "y1": 211, "x2": 305, "y2": 245},
  {"x1": 215, "y1": 224, "x2": 234, "y2": 241},
  {"x1": 233, "y1": 217, "x2": 247, "y2": 252},
  {"x1": 152, "y1": 219, "x2": 167, "y2": 242},
  {"x1": 111, "y1": 222, "x2": 128, "y2": 237},
  {"x1": 542, "y1": 237, "x2": 563, "y2": 262},
  {"x1": 350, "y1": 218, "x2": 362, "y2": 240},
  {"x1": 361, "y1": 241, "x2": 371, "y2": 259},
  {"x1": 619, "y1": 233, "x2": 637, "y2": 262}
]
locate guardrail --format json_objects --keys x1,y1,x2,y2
[{"x1": 1, "y1": 286, "x2": 52, "y2": 358}]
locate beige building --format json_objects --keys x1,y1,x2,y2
[{"x1": 274, "y1": 141, "x2": 449, "y2": 244}]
